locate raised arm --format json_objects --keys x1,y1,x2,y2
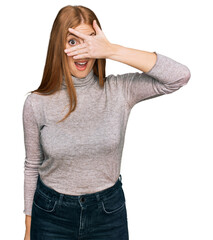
[
  {"x1": 107, "y1": 48, "x2": 191, "y2": 108},
  {"x1": 109, "y1": 44, "x2": 158, "y2": 73},
  {"x1": 64, "y1": 22, "x2": 191, "y2": 108}
]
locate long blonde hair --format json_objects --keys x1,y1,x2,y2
[{"x1": 28, "y1": 5, "x2": 106, "y2": 123}]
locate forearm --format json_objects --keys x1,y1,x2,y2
[
  {"x1": 108, "y1": 44, "x2": 157, "y2": 73},
  {"x1": 25, "y1": 215, "x2": 31, "y2": 234}
]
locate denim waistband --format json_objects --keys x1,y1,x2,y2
[{"x1": 36, "y1": 174, "x2": 123, "y2": 207}]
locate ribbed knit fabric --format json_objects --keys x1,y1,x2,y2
[{"x1": 22, "y1": 52, "x2": 191, "y2": 216}]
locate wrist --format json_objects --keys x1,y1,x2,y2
[{"x1": 106, "y1": 43, "x2": 119, "y2": 59}]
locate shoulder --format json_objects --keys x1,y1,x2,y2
[
  {"x1": 23, "y1": 92, "x2": 43, "y2": 112},
  {"x1": 24, "y1": 92, "x2": 41, "y2": 100},
  {"x1": 105, "y1": 72, "x2": 130, "y2": 80},
  {"x1": 105, "y1": 72, "x2": 131, "y2": 85},
  {"x1": 105, "y1": 72, "x2": 140, "y2": 87}
]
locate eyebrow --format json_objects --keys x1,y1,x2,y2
[{"x1": 67, "y1": 32, "x2": 96, "y2": 38}]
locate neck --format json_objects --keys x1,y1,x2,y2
[{"x1": 62, "y1": 69, "x2": 95, "y2": 89}]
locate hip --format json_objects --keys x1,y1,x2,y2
[{"x1": 31, "y1": 174, "x2": 129, "y2": 240}]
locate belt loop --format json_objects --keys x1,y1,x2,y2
[
  {"x1": 96, "y1": 192, "x2": 100, "y2": 201},
  {"x1": 58, "y1": 193, "x2": 64, "y2": 205}
]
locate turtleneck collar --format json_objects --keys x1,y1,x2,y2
[{"x1": 61, "y1": 69, "x2": 95, "y2": 89}]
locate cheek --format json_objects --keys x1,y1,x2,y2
[
  {"x1": 65, "y1": 42, "x2": 70, "y2": 48},
  {"x1": 67, "y1": 56, "x2": 74, "y2": 68}
]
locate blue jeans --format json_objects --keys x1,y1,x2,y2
[{"x1": 30, "y1": 174, "x2": 129, "y2": 240}]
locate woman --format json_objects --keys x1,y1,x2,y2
[{"x1": 23, "y1": 4, "x2": 191, "y2": 240}]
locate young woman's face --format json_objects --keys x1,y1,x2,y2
[{"x1": 65, "y1": 23, "x2": 96, "y2": 78}]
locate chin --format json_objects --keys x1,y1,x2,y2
[{"x1": 72, "y1": 68, "x2": 91, "y2": 77}]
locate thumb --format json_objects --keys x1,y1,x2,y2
[{"x1": 93, "y1": 20, "x2": 102, "y2": 35}]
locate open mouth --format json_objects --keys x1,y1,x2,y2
[{"x1": 74, "y1": 60, "x2": 88, "y2": 71}]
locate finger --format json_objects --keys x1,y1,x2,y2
[
  {"x1": 64, "y1": 43, "x2": 87, "y2": 53},
  {"x1": 73, "y1": 53, "x2": 90, "y2": 60},
  {"x1": 93, "y1": 20, "x2": 102, "y2": 34},
  {"x1": 68, "y1": 28, "x2": 88, "y2": 40},
  {"x1": 67, "y1": 47, "x2": 87, "y2": 57}
]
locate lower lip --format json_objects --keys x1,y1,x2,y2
[{"x1": 75, "y1": 62, "x2": 88, "y2": 71}]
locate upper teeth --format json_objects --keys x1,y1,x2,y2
[{"x1": 77, "y1": 62, "x2": 87, "y2": 65}]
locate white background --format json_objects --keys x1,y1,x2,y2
[{"x1": 0, "y1": 0, "x2": 212, "y2": 239}]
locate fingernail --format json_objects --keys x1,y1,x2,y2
[{"x1": 64, "y1": 49, "x2": 68, "y2": 53}]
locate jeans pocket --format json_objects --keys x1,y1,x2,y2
[
  {"x1": 33, "y1": 189, "x2": 57, "y2": 213},
  {"x1": 101, "y1": 187, "x2": 126, "y2": 215}
]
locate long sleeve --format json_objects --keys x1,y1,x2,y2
[
  {"x1": 22, "y1": 94, "x2": 43, "y2": 216},
  {"x1": 115, "y1": 52, "x2": 191, "y2": 109}
]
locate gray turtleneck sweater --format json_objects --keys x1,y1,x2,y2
[{"x1": 22, "y1": 52, "x2": 191, "y2": 216}]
